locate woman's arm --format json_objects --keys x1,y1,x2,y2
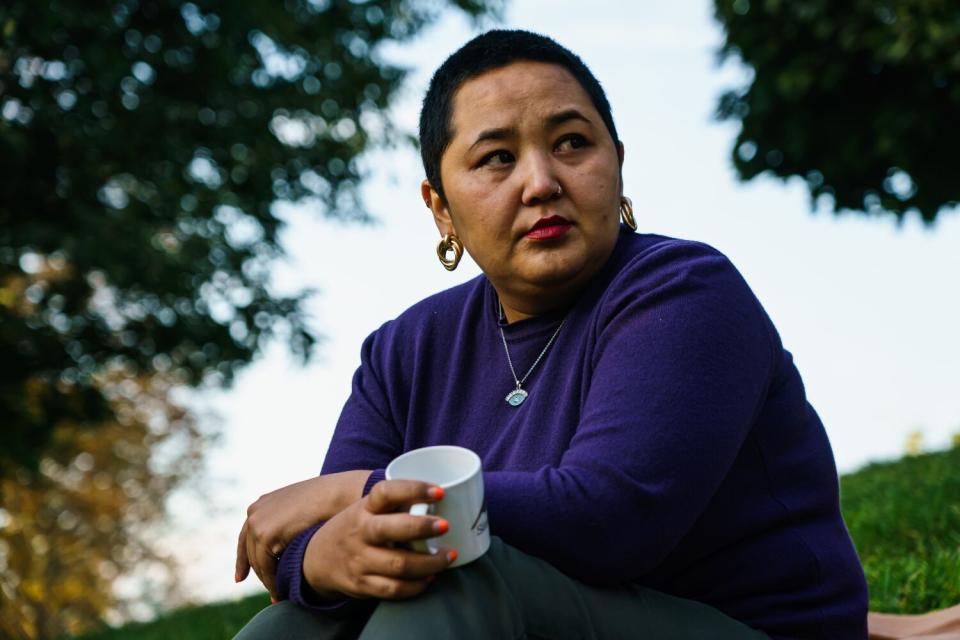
[
  {"x1": 272, "y1": 325, "x2": 409, "y2": 606},
  {"x1": 235, "y1": 469, "x2": 371, "y2": 598}
]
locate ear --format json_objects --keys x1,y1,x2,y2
[
  {"x1": 421, "y1": 180, "x2": 456, "y2": 237},
  {"x1": 615, "y1": 141, "x2": 626, "y2": 196}
]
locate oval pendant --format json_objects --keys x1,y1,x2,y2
[{"x1": 505, "y1": 388, "x2": 528, "y2": 407}]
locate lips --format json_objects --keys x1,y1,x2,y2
[{"x1": 526, "y1": 215, "x2": 573, "y2": 240}]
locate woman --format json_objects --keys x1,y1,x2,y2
[{"x1": 233, "y1": 30, "x2": 868, "y2": 639}]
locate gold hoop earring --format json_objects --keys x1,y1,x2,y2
[
  {"x1": 620, "y1": 196, "x2": 637, "y2": 231},
  {"x1": 436, "y1": 234, "x2": 464, "y2": 271}
]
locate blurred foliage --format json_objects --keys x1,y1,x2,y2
[
  {"x1": 904, "y1": 429, "x2": 924, "y2": 456},
  {"x1": 714, "y1": 0, "x2": 960, "y2": 223},
  {"x1": 0, "y1": 1, "x2": 502, "y2": 637},
  {"x1": 841, "y1": 444, "x2": 960, "y2": 613},
  {"x1": 0, "y1": 0, "x2": 499, "y2": 475},
  {"x1": 0, "y1": 371, "x2": 206, "y2": 639}
]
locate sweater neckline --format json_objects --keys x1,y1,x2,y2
[{"x1": 493, "y1": 299, "x2": 567, "y2": 341}]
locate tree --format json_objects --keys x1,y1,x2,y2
[
  {"x1": 0, "y1": 0, "x2": 499, "y2": 476},
  {"x1": 0, "y1": 372, "x2": 205, "y2": 639},
  {"x1": 0, "y1": 1, "x2": 501, "y2": 636},
  {"x1": 713, "y1": 0, "x2": 960, "y2": 223}
]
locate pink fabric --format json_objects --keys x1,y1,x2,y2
[{"x1": 868, "y1": 604, "x2": 960, "y2": 639}]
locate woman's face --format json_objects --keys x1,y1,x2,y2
[{"x1": 423, "y1": 61, "x2": 624, "y2": 320}]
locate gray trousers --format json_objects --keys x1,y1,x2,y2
[{"x1": 233, "y1": 537, "x2": 768, "y2": 639}]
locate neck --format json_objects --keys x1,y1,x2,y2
[
  {"x1": 500, "y1": 304, "x2": 536, "y2": 324},
  {"x1": 497, "y1": 287, "x2": 578, "y2": 324}
]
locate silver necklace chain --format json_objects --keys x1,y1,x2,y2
[{"x1": 497, "y1": 304, "x2": 566, "y2": 407}]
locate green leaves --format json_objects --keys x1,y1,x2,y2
[
  {"x1": 0, "y1": 0, "x2": 499, "y2": 474},
  {"x1": 714, "y1": 0, "x2": 960, "y2": 222}
]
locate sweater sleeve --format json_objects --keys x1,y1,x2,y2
[
  {"x1": 275, "y1": 325, "x2": 401, "y2": 610},
  {"x1": 275, "y1": 469, "x2": 387, "y2": 612},
  {"x1": 483, "y1": 242, "x2": 776, "y2": 584},
  {"x1": 320, "y1": 323, "x2": 405, "y2": 476}
]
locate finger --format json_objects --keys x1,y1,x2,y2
[
  {"x1": 357, "y1": 574, "x2": 435, "y2": 600},
  {"x1": 246, "y1": 526, "x2": 264, "y2": 586},
  {"x1": 256, "y1": 541, "x2": 281, "y2": 599},
  {"x1": 365, "y1": 480, "x2": 444, "y2": 515},
  {"x1": 361, "y1": 545, "x2": 454, "y2": 579},
  {"x1": 235, "y1": 521, "x2": 250, "y2": 582},
  {"x1": 362, "y1": 512, "x2": 449, "y2": 546},
  {"x1": 248, "y1": 554, "x2": 278, "y2": 601},
  {"x1": 246, "y1": 526, "x2": 280, "y2": 600},
  {"x1": 258, "y1": 553, "x2": 278, "y2": 600}
]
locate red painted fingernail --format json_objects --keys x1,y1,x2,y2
[
  {"x1": 446, "y1": 549, "x2": 458, "y2": 563},
  {"x1": 271, "y1": 596, "x2": 278, "y2": 605},
  {"x1": 433, "y1": 519, "x2": 449, "y2": 535},
  {"x1": 428, "y1": 486, "x2": 444, "y2": 500},
  {"x1": 234, "y1": 573, "x2": 241, "y2": 583}
]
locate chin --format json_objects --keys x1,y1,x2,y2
[{"x1": 521, "y1": 259, "x2": 589, "y2": 289}]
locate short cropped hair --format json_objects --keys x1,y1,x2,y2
[{"x1": 419, "y1": 29, "x2": 620, "y2": 201}]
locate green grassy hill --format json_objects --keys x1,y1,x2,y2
[
  {"x1": 69, "y1": 595, "x2": 270, "y2": 640},
  {"x1": 71, "y1": 447, "x2": 960, "y2": 639},
  {"x1": 840, "y1": 445, "x2": 960, "y2": 613}
]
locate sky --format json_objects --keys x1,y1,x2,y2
[{"x1": 152, "y1": 0, "x2": 960, "y2": 609}]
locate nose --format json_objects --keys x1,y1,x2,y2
[{"x1": 519, "y1": 153, "x2": 561, "y2": 206}]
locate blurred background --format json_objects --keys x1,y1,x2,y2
[{"x1": 2, "y1": 0, "x2": 958, "y2": 637}]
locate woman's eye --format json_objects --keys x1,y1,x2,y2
[
  {"x1": 556, "y1": 134, "x2": 587, "y2": 152},
  {"x1": 480, "y1": 150, "x2": 514, "y2": 167}
]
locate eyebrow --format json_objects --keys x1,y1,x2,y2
[
  {"x1": 469, "y1": 126, "x2": 512, "y2": 150},
  {"x1": 468, "y1": 109, "x2": 594, "y2": 150},
  {"x1": 546, "y1": 108, "x2": 592, "y2": 128}
]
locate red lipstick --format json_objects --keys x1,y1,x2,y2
[{"x1": 526, "y1": 215, "x2": 573, "y2": 240}]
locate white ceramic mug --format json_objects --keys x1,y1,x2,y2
[{"x1": 384, "y1": 445, "x2": 490, "y2": 568}]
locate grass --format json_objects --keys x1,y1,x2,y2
[
  {"x1": 69, "y1": 447, "x2": 959, "y2": 638},
  {"x1": 841, "y1": 445, "x2": 960, "y2": 613},
  {"x1": 69, "y1": 594, "x2": 270, "y2": 640}
]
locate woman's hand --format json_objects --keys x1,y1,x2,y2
[
  {"x1": 303, "y1": 479, "x2": 456, "y2": 600},
  {"x1": 235, "y1": 469, "x2": 371, "y2": 599}
]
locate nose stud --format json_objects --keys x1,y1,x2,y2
[{"x1": 554, "y1": 185, "x2": 563, "y2": 198}]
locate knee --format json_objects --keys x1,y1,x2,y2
[
  {"x1": 360, "y1": 543, "x2": 523, "y2": 638},
  {"x1": 232, "y1": 601, "x2": 287, "y2": 640},
  {"x1": 232, "y1": 601, "x2": 324, "y2": 640}
]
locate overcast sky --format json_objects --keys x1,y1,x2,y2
[{"x1": 150, "y1": 0, "x2": 960, "y2": 609}]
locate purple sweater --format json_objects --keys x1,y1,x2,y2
[{"x1": 277, "y1": 229, "x2": 868, "y2": 638}]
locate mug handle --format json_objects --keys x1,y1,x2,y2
[{"x1": 409, "y1": 502, "x2": 437, "y2": 554}]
